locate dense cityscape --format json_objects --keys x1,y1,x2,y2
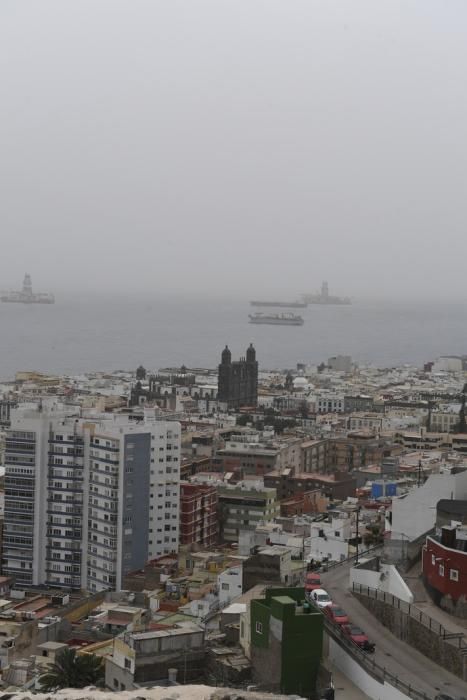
[
  {"x1": 0, "y1": 347, "x2": 466, "y2": 698},
  {"x1": 3, "y1": 0, "x2": 467, "y2": 696}
]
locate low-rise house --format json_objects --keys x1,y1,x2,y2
[
  {"x1": 422, "y1": 512, "x2": 467, "y2": 616},
  {"x1": 308, "y1": 512, "x2": 352, "y2": 563},
  {"x1": 105, "y1": 624, "x2": 205, "y2": 690},
  {"x1": 217, "y1": 565, "x2": 242, "y2": 606},
  {"x1": 242, "y1": 546, "x2": 303, "y2": 593}
]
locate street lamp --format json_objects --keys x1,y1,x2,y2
[{"x1": 355, "y1": 506, "x2": 362, "y2": 565}]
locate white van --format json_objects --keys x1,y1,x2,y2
[{"x1": 310, "y1": 588, "x2": 332, "y2": 608}]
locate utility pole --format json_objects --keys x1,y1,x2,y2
[{"x1": 355, "y1": 507, "x2": 361, "y2": 564}]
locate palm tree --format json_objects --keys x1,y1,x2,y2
[
  {"x1": 77, "y1": 652, "x2": 105, "y2": 687},
  {"x1": 39, "y1": 647, "x2": 104, "y2": 691}
]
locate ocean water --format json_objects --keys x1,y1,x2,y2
[{"x1": 0, "y1": 295, "x2": 466, "y2": 379}]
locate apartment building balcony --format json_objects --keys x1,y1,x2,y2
[{"x1": 45, "y1": 575, "x2": 81, "y2": 589}]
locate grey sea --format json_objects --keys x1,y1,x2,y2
[{"x1": 0, "y1": 295, "x2": 466, "y2": 379}]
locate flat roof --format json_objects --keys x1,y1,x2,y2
[
  {"x1": 222, "y1": 603, "x2": 247, "y2": 615},
  {"x1": 438, "y1": 500, "x2": 467, "y2": 515},
  {"x1": 37, "y1": 641, "x2": 67, "y2": 650},
  {"x1": 131, "y1": 624, "x2": 202, "y2": 641}
]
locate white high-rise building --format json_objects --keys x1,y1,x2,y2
[
  {"x1": 2, "y1": 403, "x2": 181, "y2": 592},
  {"x1": 85, "y1": 417, "x2": 181, "y2": 592}
]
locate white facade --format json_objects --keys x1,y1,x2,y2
[
  {"x1": 432, "y1": 356, "x2": 463, "y2": 373},
  {"x1": 348, "y1": 414, "x2": 384, "y2": 432},
  {"x1": 350, "y1": 560, "x2": 414, "y2": 603},
  {"x1": 307, "y1": 515, "x2": 351, "y2": 563},
  {"x1": 3, "y1": 403, "x2": 181, "y2": 593},
  {"x1": 316, "y1": 393, "x2": 345, "y2": 413},
  {"x1": 2, "y1": 404, "x2": 83, "y2": 589},
  {"x1": 391, "y1": 469, "x2": 467, "y2": 542},
  {"x1": 217, "y1": 565, "x2": 243, "y2": 606},
  {"x1": 430, "y1": 407, "x2": 461, "y2": 433}
]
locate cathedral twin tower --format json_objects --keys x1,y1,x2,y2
[{"x1": 217, "y1": 344, "x2": 258, "y2": 409}]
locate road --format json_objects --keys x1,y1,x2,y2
[{"x1": 321, "y1": 561, "x2": 467, "y2": 699}]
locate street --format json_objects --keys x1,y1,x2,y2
[{"x1": 321, "y1": 561, "x2": 467, "y2": 699}]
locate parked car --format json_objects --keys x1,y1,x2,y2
[
  {"x1": 305, "y1": 572, "x2": 322, "y2": 593},
  {"x1": 310, "y1": 588, "x2": 333, "y2": 608},
  {"x1": 342, "y1": 624, "x2": 375, "y2": 652},
  {"x1": 323, "y1": 604, "x2": 349, "y2": 626}
]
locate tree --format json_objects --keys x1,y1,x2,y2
[{"x1": 39, "y1": 647, "x2": 104, "y2": 692}]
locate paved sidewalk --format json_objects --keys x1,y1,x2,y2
[{"x1": 327, "y1": 665, "x2": 372, "y2": 699}]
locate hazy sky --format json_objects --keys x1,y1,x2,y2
[{"x1": 1, "y1": 1, "x2": 467, "y2": 300}]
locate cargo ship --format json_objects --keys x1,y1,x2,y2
[
  {"x1": 1, "y1": 274, "x2": 55, "y2": 304},
  {"x1": 250, "y1": 300, "x2": 307, "y2": 308},
  {"x1": 301, "y1": 281, "x2": 351, "y2": 305},
  {"x1": 249, "y1": 312, "x2": 304, "y2": 326}
]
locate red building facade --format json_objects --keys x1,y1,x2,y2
[
  {"x1": 180, "y1": 483, "x2": 218, "y2": 547},
  {"x1": 422, "y1": 532, "x2": 467, "y2": 602}
]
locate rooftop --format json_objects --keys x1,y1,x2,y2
[{"x1": 437, "y1": 499, "x2": 467, "y2": 516}]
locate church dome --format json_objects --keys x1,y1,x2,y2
[{"x1": 293, "y1": 376, "x2": 308, "y2": 391}]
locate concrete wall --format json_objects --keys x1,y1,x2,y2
[
  {"x1": 218, "y1": 565, "x2": 243, "y2": 606},
  {"x1": 391, "y1": 471, "x2": 467, "y2": 542},
  {"x1": 380, "y1": 565, "x2": 414, "y2": 603},
  {"x1": 62, "y1": 591, "x2": 106, "y2": 623},
  {"x1": 354, "y1": 592, "x2": 467, "y2": 681},
  {"x1": 350, "y1": 560, "x2": 414, "y2": 604},
  {"x1": 328, "y1": 638, "x2": 411, "y2": 700},
  {"x1": 384, "y1": 529, "x2": 432, "y2": 572},
  {"x1": 105, "y1": 658, "x2": 134, "y2": 692}
]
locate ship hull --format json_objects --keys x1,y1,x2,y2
[
  {"x1": 250, "y1": 300, "x2": 307, "y2": 308},
  {"x1": 1, "y1": 296, "x2": 55, "y2": 304},
  {"x1": 307, "y1": 299, "x2": 351, "y2": 305},
  {"x1": 249, "y1": 316, "x2": 304, "y2": 326}
]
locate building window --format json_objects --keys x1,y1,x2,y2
[
  {"x1": 124, "y1": 658, "x2": 131, "y2": 670},
  {"x1": 439, "y1": 564, "x2": 444, "y2": 577},
  {"x1": 222, "y1": 583, "x2": 229, "y2": 590},
  {"x1": 450, "y1": 569, "x2": 459, "y2": 581},
  {"x1": 255, "y1": 621, "x2": 263, "y2": 634},
  {"x1": 431, "y1": 554, "x2": 436, "y2": 566}
]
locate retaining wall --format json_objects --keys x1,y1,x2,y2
[
  {"x1": 354, "y1": 592, "x2": 467, "y2": 681},
  {"x1": 328, "y1": 638, "x2": 411, "y2": 700}
]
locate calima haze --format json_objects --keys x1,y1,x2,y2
[
  {"x1": 1, "y1": 1, "x2": 467, "y2": 300},
  {"x1": 3, "y1": 5, "x2": 467, "y2": 699}
]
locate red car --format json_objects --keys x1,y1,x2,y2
[
  {"x1": 342, "y1": 624, "x2": 375, "y2": 652},
  {"x1": 304, "y1": 572, "x2": 321, "y2": 593},
  {"x1": 323, "y1": 605, "x2": 349, "y2": 626}
]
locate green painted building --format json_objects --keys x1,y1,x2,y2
[{"x1": 250, "y1": 587, "x2": 323, "y2": 698}]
